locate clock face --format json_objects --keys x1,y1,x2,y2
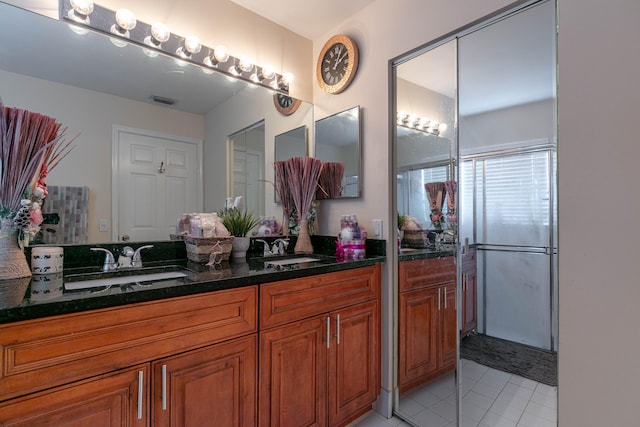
[
  {"x1": 277, "y1": 94, "x2": 293, "y2": 108},
  {"x1": 273, "y1": 94, "x2": 301, "y2": 115},
  {"x1": 316, "y1": 34, "x2": 359, "y2": 94},
  {"x1": 321, "y1": 43, "x2": 349, "y2": 86}
]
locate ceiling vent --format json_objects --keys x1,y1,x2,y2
[{"x1": 151, "y1": 95, "x2": 176, "y2": 106}]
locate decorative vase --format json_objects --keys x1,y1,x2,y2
[
  {"x1": 231, "y1": 236, "x2": 251, "y2": 258},
  {"x1": 0, "y1": 219, "x2": 31, "y2": 280},
  {"x1": 294, "y1": 218, "x2": 314, "y2": 254}
]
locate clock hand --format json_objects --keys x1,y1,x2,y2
[{"x1": 333, "y1": 47, "x2": 348, "y2": 70}]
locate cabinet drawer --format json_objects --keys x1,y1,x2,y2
[
  {"x1": 399, "y1": 257, "x2": 455, "y2": 292},
  {"x1": 0, "y1": 286, "x2": 257, "y2": 401},
  {"x1": 260, "y1": 265, "x2": 380, "y2": 329}
]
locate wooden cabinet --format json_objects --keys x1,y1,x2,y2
[
  {"x1": 152, "y1": 335, "x2": 257, "y2": 427},
  {"x1": 0, "y1": 365, "x2": 149, "y2": 426},
  {"x1": 398, "y1": 257, "x2": 456, "y2": 393},
  {"x1": 461, "y1": 248, "x2": 478, "y2": 337},
  {"x1": 0, "y1": 264, "x2": 383, "y2": 427},
  {"x1": 259, "y1": 265, "x2": 381, "y2": 427},
  {"x1": 0, "y1": 286, "x2": 258, "y2": 426}
]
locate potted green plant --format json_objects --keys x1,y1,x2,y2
[{"x1": 220, "y1": 209, "x2": 260, "y2": 258}]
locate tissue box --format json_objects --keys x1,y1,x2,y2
[{"x1": 183, "y1": 236, "x2": 234, "y2": 263}]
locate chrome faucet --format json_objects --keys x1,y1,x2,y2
[
  {"x1": 271, "y1": 238, "x2": 290, "y2": 255},
  {"x1": 90, "y1": 247, "x2": 117, "y2": 272},
  {"x1": 132, "y1": 245, "x2": 153, "y2": 268},
  {"x1": 91, "y1": 245, "x2": 154, "y2": 271},
  {"x1": 255, "y1": 239, "x2": 272, "y2": 256}
]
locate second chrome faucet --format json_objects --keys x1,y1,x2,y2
[
  {"x1": 255, "y1": 238, "x2": 289, "y2": 256},
  {"x1": 91, "y1": 245, "x2": 154, "y2": 272}
]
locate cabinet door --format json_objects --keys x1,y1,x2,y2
[
  {"x1": 259, "y1": 316, "x2": 328, "y2": 427},
  {"x1": 440, "y1": 282, "x2": 458, "y2": 370},
  {"x1": 328, "y1": 300, "x2": 380, "y2": 426},
  {"x1": 461, "y1": 267, "x2": 478, "y2": 337},
  {"x1": 398, "y1": 287, "x2": 439, "y2": 391},
  {"x1": 152, "y1": 335, "x2": 257, "y2": 427},
  {"x1": 0, "y1": 365, "x2": 148, "y2": 427}
]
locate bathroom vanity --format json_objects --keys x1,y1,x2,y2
[{"x1": 0, "y1": 244, "x2": 383, "y2": 427}]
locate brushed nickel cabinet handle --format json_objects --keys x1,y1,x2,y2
[
  {"x1": 438, "y1": 288, "x2": 441, "y2": 310},
  {"x1": 326, "y1": 316, "x2": 331, "y2": 349},
  {"x1": 444, "y1": 287, "x2": 448, "y2": 309},
  {"x1": 137, "y1": 370, "x2": 144, "y2": 420},
  {"x1": 335, "y1": 314, "x2": 341, "y2": 345},
  {"x1": 162, "y1": 364, "x2": 167, "y2": 411}
]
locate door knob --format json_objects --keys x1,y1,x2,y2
[{"x1": 122, "y1": 234, "x2": 130, "y2": 241}]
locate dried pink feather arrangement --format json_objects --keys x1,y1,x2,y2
[{"x1": 0, "y1": 101, "x2": 76, "y2": 239}]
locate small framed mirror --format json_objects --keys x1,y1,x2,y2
[
  {"x1": 275, "y1": 125, "x2": 308, "y2": 162},
  {"x1": 314, "y1": 106, "x2": 361, "y2": 198},
  {"x1": 274, "y1": 125, "x2": 308, "y2": 203}
]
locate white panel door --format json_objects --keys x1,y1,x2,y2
[{"x1": 114, "y1": 127, "x2": 201, "y2": 241}]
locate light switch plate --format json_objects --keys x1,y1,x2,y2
[
  {"x1": 99, "y1": 219, "x2": 109, "y2": 232},
  {"x1": 372, "y1": 219, "x2": 383, "y2": 238}
]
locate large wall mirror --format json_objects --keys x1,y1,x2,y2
[
  {"x1": 314, "y1": 106, "x2": 361, "y2": 198},
  {"x1": 392, "y1": 1, "x2": 557, "y2": 426},
  {"x1": 0, "y1": 2, "x2": 313, "y2": 244}
]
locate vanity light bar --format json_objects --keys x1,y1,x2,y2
[
  {"x1": 60, "y1": 0, "x2": 291, "y2": 94},
  {"x1": 396, "y1": 112, "x2": 446, "y2": 136}
]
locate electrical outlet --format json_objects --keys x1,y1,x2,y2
[
  {"x1": 99, "y1": 219, "x2": 109, "y2": 232},
  {"x1": 372, "y1": 219, "x2": 383, "y2": 238}
]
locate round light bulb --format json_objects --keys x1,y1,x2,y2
[
  {"x1": 261, "y1": 65, "x2": 275, "y2": 80},
  {"x1": 213, "y1": 45, "x2": 229, "y2": 63},
  {"x1": 239, "y1": 57, "x2": 254, "y2": 73},
  {"x1": 151, "y1": 22, "x2": 170, "y2": 43},
  {"x1": 282, "y1": 72, "x2": 294, "y2": 85},
  {"x1": 184, "y1": 36, "x2": 201, "y2": 54},
  {"x1": 115, "y1": 9, "x2": 136, "y2": 30},
  {"x1": 70, "y1": 0, "x2": 94, "y2": 16},
  {"x1": 438, "y1": 123, "x2": 448, "y2": 132}
]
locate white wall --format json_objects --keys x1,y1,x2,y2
[
  {"x1": 0, "y1": 69, "x2": 203, "y2": 243},
  {"x1": 557, "y1": 0, "x2": 640, "y2": 425}
]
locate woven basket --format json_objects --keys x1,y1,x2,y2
[
  {"x1": 183, "y1": 236, "x2": 234, "y2": 264},
  {"x1": 402, "y1": 229, "x2": 430, "y2": 248},
  {"x1": 0, "y1": 219, "x2": 31, "y2": 279}
]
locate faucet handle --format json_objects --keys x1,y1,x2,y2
[{"x1": 132, "y1": 245, "x2": 153, "y2": 268}]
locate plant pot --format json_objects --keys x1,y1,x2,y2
[{"x1": 231, "y1": 236, "x2": 251, "y2": 258}]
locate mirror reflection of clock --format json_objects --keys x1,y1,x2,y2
[
  {"x1": 273, "y1": 93, "x2": 301, "y2": 115},
  {"x1": 278, "y1": 94, "x2": 294, "y2": 108}
]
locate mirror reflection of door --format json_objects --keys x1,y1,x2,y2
[
  {"x1": 229, "y1": 121, "x2": 266, "y2": 217},
  {"x1": 114, "y1": 126, "x2": 202, "y2": 242},
  {"x1": 392, "y1": 1, "x2": 557, "y2": 426}
]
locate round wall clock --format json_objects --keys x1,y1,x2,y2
[
  {"x1": 273, "y1": 93, "x2": 302, "y2": 115},
  {"x1": 316, "y1": 34, "x2": 359, "y2": 94}
]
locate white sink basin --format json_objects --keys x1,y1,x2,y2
[
  {"x1": 264, "y1": 257, "x2": 322, "y2": 267},
  {"x1": 65, "y1": 271, "x2": 187, "y2": 290}
]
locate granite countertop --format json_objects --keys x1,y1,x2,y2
[{"x1": 0, "y1": 236, "x2": 387, "y2": 324}]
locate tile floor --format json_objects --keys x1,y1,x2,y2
[{"x1": 350, "y1": 359, "x2": 557, "y2": 427}]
